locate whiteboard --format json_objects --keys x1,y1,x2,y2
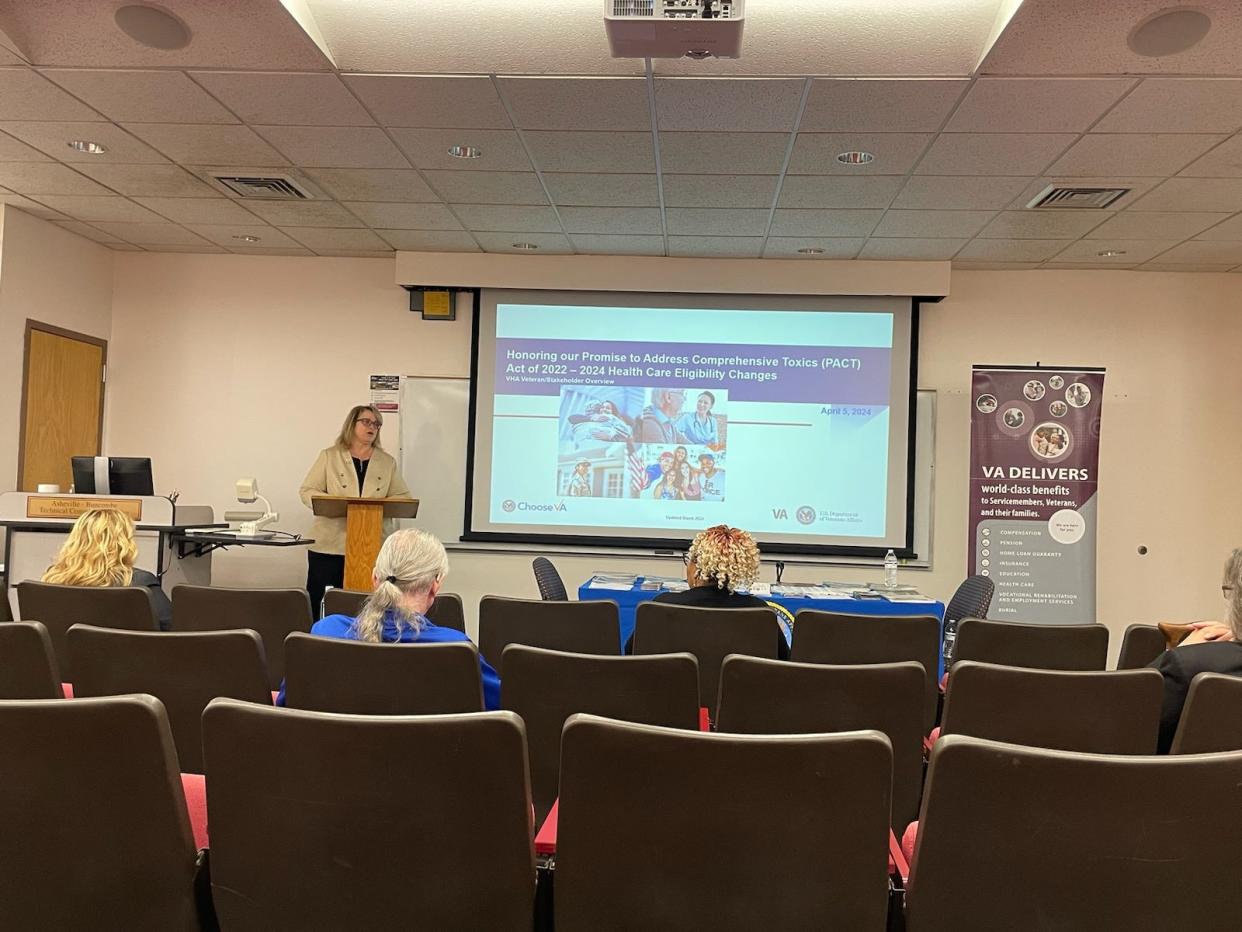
[{"x1": 401, "y1": 376, "x2": 937, "y2": 565}]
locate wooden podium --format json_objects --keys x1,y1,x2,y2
[{"x1": 311, "y1": 495, "x2": 419, "y2": 590}]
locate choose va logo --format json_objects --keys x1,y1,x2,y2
[
  {"x1": 502, "y1": 499, "x2": 516, "y2": 513},
  {"x1": 772, "y1": 508, "x2": 788, "y2": 519},
  {"x1": 796, "y1": 506, "x2": 817, "y2": 525}
]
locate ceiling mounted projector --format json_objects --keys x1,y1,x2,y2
[{"x1": 604, "y1": 0, "x2": 745, "y2": 59}]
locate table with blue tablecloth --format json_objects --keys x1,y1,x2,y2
[{"x1": 578, "y1": 578, "x2": 947, "y2": 677}]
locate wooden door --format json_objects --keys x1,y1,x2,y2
[{"x1": 18, "y1": 322, "x2": 106, "y2": 492}]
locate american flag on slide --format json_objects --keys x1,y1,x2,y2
[{"x1": 628, "y1": 448, "x2": 648, "y2": 495}]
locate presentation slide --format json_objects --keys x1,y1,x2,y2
[{"x1": 468, "y1": 290, "x2": 916, "y2": 552}]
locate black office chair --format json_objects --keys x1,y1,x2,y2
[
  {"x1": 945, "y1": 575, "x2": 995, "y2": 626},
  {"x1": 532, "y1": 557, "x2": 568, "y2": 601}
]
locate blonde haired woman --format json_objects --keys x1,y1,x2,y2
[
  {"x1": 276, "y1": 528, "x2": 499, "y2": 709},
  {"x1": 41, "y1": 507, "x2": 171, "y2": 629},
  {"x1": 300, "y1": 405, "x2": 411, "y2": 617}
]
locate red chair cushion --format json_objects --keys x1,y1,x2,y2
[{"x1": 181, "y1": 773, "x2": 209, "y2": 850}]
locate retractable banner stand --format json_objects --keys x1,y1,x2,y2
[{"x1": 968, "y1": 367, "x2": 1106, "y2": 625}]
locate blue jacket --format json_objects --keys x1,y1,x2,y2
[{"x1": 276, "y1": 611, "x2": 501, "y2": 711}]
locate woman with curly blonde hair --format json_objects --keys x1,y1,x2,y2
[{"x1": 41, "y1": 508, "x2": 171, "y2": 629}]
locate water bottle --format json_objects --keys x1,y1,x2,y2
[
  {"x1": 883, "y1": 549, "x2": 898, "y2": 589},
  {"x1": 942, "y1": 618, "x2": 958, "y2": 665}
]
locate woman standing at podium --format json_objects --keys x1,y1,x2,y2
[{"x1": 300, "y1": 405, "x2": 411, "y2": 617}]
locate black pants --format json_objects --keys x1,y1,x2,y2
[{"x1": 306, "y1": 550, "x2": 345, "y2": 620}]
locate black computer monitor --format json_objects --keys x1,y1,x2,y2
[{"x1": 70, "y1": 456, "x2": 155, "y2": 496}]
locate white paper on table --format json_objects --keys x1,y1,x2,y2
[
  {"x1": 589, "y1": 580, "x2": 636, "y2": 590},
  {"x1": 748, "y1": 583, "x2": 772, "y2": 597}
]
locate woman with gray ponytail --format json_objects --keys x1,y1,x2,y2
[{"x1": 276, "y1": 528, "x2": 500, "y2": 710}]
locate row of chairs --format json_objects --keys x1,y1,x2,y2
[{"x1": 3, "y1": 692, "x2": 1240, "y2": 930}]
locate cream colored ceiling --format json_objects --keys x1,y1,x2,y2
[{"x1": 0, "y1": 0, "x2": 1237, "y2": 270}]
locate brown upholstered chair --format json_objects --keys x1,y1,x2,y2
[
  {"x1": 501, "y1": 645, "x2": 700, "y2": 822},
  {"x1": 171, "y1": 585, "x2": 312, "y2": 688},
  {"x1": 479, "y1": 595, "x2": 619, "y2": 675},
  {"x1": 283, "y1": 632, "x2": 484, "y2": 714},
  {"x1": 322, "y1": 589, "x2": 467, "y2": 632},
  {"x1": 0, "y1": 620, "x2": 64, "y2": 699},
  {"x1": 906, "y1": 735, "x2": 1242, "y2": 930},
  {"x1": 952, "y1": 617, "x2": 1108, "y2": 671},
  {"x1": 1116, "y1": 623, "x2": 1168, "y2": 669},
  {"x1": 716, "y1": 656, "x2": 926, "y2": 831},
  {"x1": 632, "y1": 602, "x2": 779, "y2": 716},
  {"x1": 1170, "y1": 672, "x2": 1242, "y2": 754},
  {"x1": 321, "y1": 587, "x2": 367, "y2": 618},
  {"x1": 67, "y1": 624, "x2": 271, "y2": 773},
  {"x1": 940, "y1": 661, "x2": 1163, "y2": 754},
  {"x1": 790, "y1": 610, "x2": 940, "y2": 730},
  {"x1": 202, "y1": 701, "x2": 535, "y2": 931},
  {"x1": 15, "y1": 580, "x2": 158, "y2": 679},
  {"x1": 0, "y1": 694, "x2": 200, "y2": 931},
  {"x1": 555, "y1": 714, "x2": 893, "y2": 931}
]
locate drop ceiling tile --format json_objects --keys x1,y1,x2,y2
[
  {"x1": 143, "y1": 244, "x2": 229, "y2": 254},
  {"x1": 1043, "y1": 262, "x2": 1139, "y2": 270},
  {"x1": 89, "y1": 222, "x2": 210, "y2": 246},
  {"x1": 570, "y1": 234, "x2": 664, "y2": 256},
  {"x1": 801, "y1": 79, "x2": 968, "y2": 133},
  {"x1": 857, "y1": 238, "x2": 967, "y2": 260},
  {"x1": 377, "y1": 230, "x2": 480, "y2": 252},
  {"x1": 389, "y1": 128, "x2": 532, "y2": 172},
  {"x1": 777, "y1": 176, "x2": 903, "y2": 209},
  {"x1": 916, "y1": 134, "x2": 1076, "y2": 176},
  {"x1": 663, "y1": 174, "x2": 775, "y2": 208},
  {"x1": 558, "y1": 207, "x2": 661, "y2": 235},
  {"x1": 654, "y1": 78, "x2": 803, "y2": 133},
  {"x1": 667, "y1": 236, "x2": 763, "y2": 258},
  {"x1": 241, "y1": 200, "x2": 365, "y2": 228},
  {"x1": 1085, "y1": 211, "x2": 1230, "y2": 241},
  {"x1": 40, "y1": 69, "x2": 237, "y2": 124},
  {"x1": 450, "y1": 204, "x2": 561, "y2": 233},
  {"x1": 314, "y1": 250, "x2": 395, "y2": 258},
  {"x1": 1049, "y1": 134, "x2": 1224, "y2": 178},
  {"x1": 186, "y1": 225, "x2": 300, "y2": 249},
  {"x1": 1094, "y1": 79, "x2": 1242, "y2": 134},
  {"x1": 1139, "y1": 262, "x2": 1236, "y2": 272},
  {"x1": 344, "y1": 75, "x2": 512, "y2": 129},
  {"x1": 955, "y1": 239, "x2": 1070, "y2": 262},
  {"x1": 769, "y1": 209, "x2": 883, "y2": 237},
  {"x1": 660, "y1": 132, "x2": 788, "y2": 175},
  {"x1": 0, "y1": 121, "x2": 168, "y2": 163},
  {"x1": 341, "y1": 202, "x2": 462, "y2": 230},
  {"x1": 474, "y1": 232, "x2": 572, "y2": 254},
  {"x1": 1052, "y1": 240, "x2": 1183, "y2": 263},
  {"x1": 946, "y1": 78, "x2": 1137, "y2": 133},
  {"x1": 422, "y1": 170, "x2": 548, "y2": 205},
  {"x1": 0, "y1": 130, "x2": 51, "y2": 161},
  {"x1": 524, "y1": 131, "x2": 654, "y2": 174},
  {"x1": 763, "y1": 238, "x2": 864, "y2": 259},
  {"x1": 190, "y1": 72, "x2": 374, "y2": 126},
  {"x1": 895, "y1": 176, "x2": 1033, "y2": 210},
  {"x1": 304, "y1": 168, "x2": 439, "y2": 203},
  {"x1": 1179, "y1": 135, "x2": 1242, "y2": 177},
  {"x1": 0, "y1": 69, "x2": 101, "y2": 121},
  {"x1": 543, "y1": 172, "x2": 659, "y2": 207},
  {"x1": 1149, "y1": 241, "x2": 1242, "y2": 264},
  {"x1": 54, "y1": 220, "x2": 124, "y2": 244},
  {"x1": 1195, "y1": 214, "x2": 1242, "y2": 240},
  {"x1": 1129, "y1": 178, "x2": 1242, "y2": 212},
  {"x1": 227, "y1": 246, "x2": 314, "y2": 256},
  {"x1": 73, "y1": 163, "x2": 220, "y2": 198},
  {"x1": 253, "y1": 125, "x2": 407, "y2": 169},
  {"x1": 872, "y1": 210, "x2": 993, "y2": 238},
  {"x1": 788, "y1": 133, "x2": 932, "y2": 176},
  {"x1": 132, "y1": 196, "x2": 261, "y2": 225},
  {"x1": 0, "y1": 162, "x2": 111, "y2": 195},
  {"x1": 30, "y1": 195, "x2": 162, "y2": 223},
  {"x1": 497, "y1": 77, "x2": 649, "y2": 131},
  {"x1": 979, "y1": 211, "x2": 1108, "y2": 239},
  {"x1": 665, "y1": 207, "x2": 769, "y2": 237},
  {"x1": 122, "y1": 125, "x2": 287, "y2": 166},
  {"x1": 952, "y1": 261, "x2": 1042, "y2": 270},
  {"x1": 282, "y1": 227, "x2": 390, "y2": 251},
  {"x1": 1006, "y1": 177, "x2": 1159, "y2": 211}
]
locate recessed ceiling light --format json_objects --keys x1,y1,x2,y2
[
  {"x1": 835, "y1": 151, "x2": 875, "y2": 165},
  {"x1": 511, "y1": 242, "x2": 539, "y2": 250},
  {"x1": 114, "y1": 4, "x2": 192, "y2": 50},
  {"x1": 1128, "y1": 7, "x2": 1211, "y2": 58},
  {"x1": 68, "y1": 140, "x2": 108, "y2": 155},
  {"x1": 797, "y1": 247, "x2": 825, "y2": 255},
  {"x1": 448, "y1": 144, "x2": 482, "y2": 159},
  {"x1": 232, "y1": 234, "x2": 261, "y2": 244},
  {"x1": 1097, "y1": 249, "x2": 1127, "y2": 257}
]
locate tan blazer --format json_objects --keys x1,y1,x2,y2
[{"x1": 299, "y1": 445, "x2": 411, "y2": 555}]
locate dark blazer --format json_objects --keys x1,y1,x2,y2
[
  {"x1": 131, "y1": 568, "x2": 172, "y2": 631},
  {"x1": 1148, "y1": 641, "x2": 1242, "y2": 753},
  {"x1": 623, "y1": 585, "x2": 790, "y2": 660}
]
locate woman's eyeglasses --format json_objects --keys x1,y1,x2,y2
[
  {"x1": 356, "y1": 418, "x2": 382, "y2": 428},
  {"x1": 1225, "y1": 585, "x2": 1236, "y2": 598},
  {"x1": 682, "y1": 552, "x2": 692, "y2": 565}
]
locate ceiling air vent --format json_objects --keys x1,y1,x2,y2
[
  {"x1": 211, "y1": 174, "x2": 311, "y2": 199},
  {"x1": 1026, "y1": 185, "x2": 1131, "y2": 209}
]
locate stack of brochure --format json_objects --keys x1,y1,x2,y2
[{"x1": 589, "y1": 573, "x2": 638, "y2": 591}]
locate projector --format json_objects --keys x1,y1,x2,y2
[{"x1": 604, "y1": 0, "x2": 745, "y2": 59}]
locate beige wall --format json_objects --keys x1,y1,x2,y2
[{"x1": 105, "y1": 250, "x2": 1242, "y2": 654}]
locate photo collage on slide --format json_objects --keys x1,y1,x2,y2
[{"x1": 557, "y1": 385, "x2": 728, "y2": 503}]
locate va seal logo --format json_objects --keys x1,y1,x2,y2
[
  {"x1": 796, "y1": 506, "x2": 816, "y2": 525},
  {"x1": 502, "y1": 499, "x2": 516, "y2": 513}
]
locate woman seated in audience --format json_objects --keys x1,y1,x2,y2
[
  {"x1": 41, "y1": 507, "x2": 171, "y2": 630},
  {"x1": 1148, "y1": 548, "x2": 1242, "y2": 752},
  {"x1": 277, "y1": 528, "x2": 500, "y2": 710},
  {"x1": 627, "y1": 524, "x2": 789, "y2": 660}
]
